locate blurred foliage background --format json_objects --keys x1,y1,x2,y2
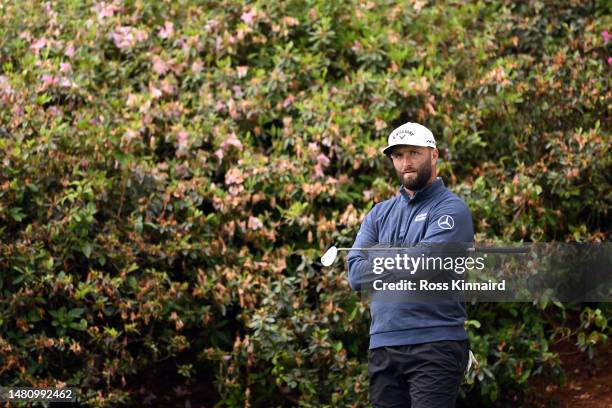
[{"x1": 0, "y1": 0, "x2": 610, "y2": 406}]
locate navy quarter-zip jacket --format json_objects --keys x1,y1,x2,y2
[{"x1": 347, "y1": 177, "x2": 474, "y2": 349}]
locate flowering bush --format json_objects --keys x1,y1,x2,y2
[{"x1": 0, "y1": 0, "x2": 609, "y2": 406}]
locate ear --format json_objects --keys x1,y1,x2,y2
[{"x1": 431, "y1": 147, "x2": 439, "y2": 165}]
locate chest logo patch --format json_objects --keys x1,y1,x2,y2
[
  {"x1": 437, "y1": 215, "x2": 455, "y2": 230},
  {"x1": 414, "y1": 212, "x2": 428, "y2": 222}
]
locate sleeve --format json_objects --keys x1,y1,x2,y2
[
  {"x1": 415, "y1": 199, "x2": 474, "y2": 298},
  {"x1": 346, "y1": 205, "x2": 379, "y2": 291}
]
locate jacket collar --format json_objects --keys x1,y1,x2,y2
[{"x1": 399, "y1": 177, "x2": 444, "y2": 203}]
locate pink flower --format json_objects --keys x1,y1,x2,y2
[
  {"x1": 180, "y1": 38, "x2": 192, "y2": 54},
  {"x1": 314, "y1": 163, "x2": 325, "y2": 178},
  {"x1": 48, "y1": 106, "x2": 62, "y2": 116},
  {"x1": 126, "y1": 93, "x2": 138, "y2": 107},
  {"x1": 608, "y1": 57, "x2": 612, "y2": 65},
  {"x1": 225, "y1": 167, "x2": 244, "y2": 185},
  {"x1": 316, "y1": 153, "x2": 330, "y2": 167},
  {"x1": 241, "y1": 9, "x2": 256, "y2": 25},
  {"x1": 175, "y1": 163, "x2": 189, "y2": 178},
  {"x1": 65, "y1": 43, "x2": 75, "y2": 58},
  {"x1": 191, "y1": 60, "x2": 203, "y2": 74},
  {"x1": 603, "y1": 31, "x2": 610, "y2": 44},
  {"x1": 30, "y1": 38, "x2": 47, "y2": 54},
  {"x1": 215, "y1": 101, "x2": 225, "y2": 112},
  {"x1": 161, "y1": 79, "x2": 175, "y2": 94},
  {"x1": 152, "y1": 56, "x2": 169, "y2": 75},
  {"x1": 283, "y1": 94, "x2": 295, "y2": 108},
  {"x1": 0, "y1": 75, "x2": 13, "y2": 96},
  {"x1": 177, "y1": 130, "x2": 189, "y2": 150},
  {"x1": 221, "y1": 132, "x2": 243, "y2": 150},
  {"x1": 282, "y1": 16, "x2": 299, "y2": 26},
  {"x1": 95, "y1": 2, "x2": 116, "y2": 19},
  {"x1": 248, "y1": 216, "x2": 263, "y2": 230},
  {"x1": 111, "y1": 26, "x2": 135, "y2": 50},
  {"x1": 41, "y1": 74, "x2": 58, "y2": 87},
  {"x1": 110, "y1": 27, "x2": 147, "y2": 50},
  {"x1": 134, "y1": 29, "x2": 148, "y2": 42},
  {"x1": 232, "y1": 85, "x2": 243, "y2": 98},
  {"x1": 227, "y1": 99, "x2": 239, "y2": 119},
  {"x1": 124, "y1": 129, "x2": 139, "y2": 143},
  {"x1": 60, "y1": 62, "x2": 72, "y2": 73},
  {"x1": 176, "y1": 130, "x2": 189, "y2": 157},
  {"x1": 60, "y1": 77, "x2": 72, "y2": 88},
  {"x1": 413, "y1": 0, "x2": 425, "y2": 11},
  {"x1": 214, "y1": 148, "x2": 224, "y2": 160},
  {"x1": 158, "y1": 21, "x2": 174, "y2": 39},
  {"x1": 150, "y1": 85, "x2": 162, "y2": 99},
  {"x1": 203, "y1": 19, "x2": 218, "y2": 32},
  {"x1": 236, "y1": 66, "x2": 248, "y2": 78},
  {"x1": 375, "y1": 118, "x2": 387, "y2": 131},
  {"x1": 314, "y1": 154, "x2": 330, "y2": 178}
]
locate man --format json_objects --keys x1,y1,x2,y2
[{"x1": 347, "y1": 122, "x2": 473, "y2": 407}]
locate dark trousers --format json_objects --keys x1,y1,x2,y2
[{"x1": 368, "y1": 340, "x2": 469, "y2": 408}]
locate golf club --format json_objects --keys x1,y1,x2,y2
[{"x1": 320, "y1": 245, "x2": 529, "y2": 266}]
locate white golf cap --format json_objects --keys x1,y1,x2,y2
[{"x1": 382, "y1": 122, "x2": 436, "y2": 155}]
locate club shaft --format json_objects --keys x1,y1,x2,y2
[{"x1": 336, "y1": 247, "x2": 529, "y2": 253}]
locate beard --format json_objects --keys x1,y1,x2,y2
[{"x1": 396, "y1": 158, "x2": 432, "y2": 191}]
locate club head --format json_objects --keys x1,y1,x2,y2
[{"x1": 321, "y1": 246, "x2": 338, "y2": 267}]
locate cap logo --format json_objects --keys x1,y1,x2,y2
[{"x1": 393, "y1": 129, "x2": 415, "y2": 140}]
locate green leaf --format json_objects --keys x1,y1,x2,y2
[
  {"x1": 81, "y1": 242, "x2": 92, "y2": 258},
  {"x1": 9, "y1": 207, "x2": 26, "y2": 222},
  {"x1": 465, "y1": 319, "x2": 481, "y2": 329},
  {"x1": 70, "y1": 319, "x2": 88, "y2": 331}
]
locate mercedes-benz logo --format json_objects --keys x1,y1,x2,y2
[{"x1": 437, "y1": 215, "x2": 455, "y2": 230}]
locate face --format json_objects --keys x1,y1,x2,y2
[{"x1": 389, "y1": 145, "x2": 437, "y2": 191}]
